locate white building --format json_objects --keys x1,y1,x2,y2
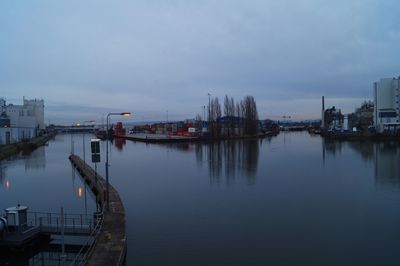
[
  {"x1": 373, "y1": 77, "x2": 400, "y2": 133},
  {"x1": 0, "y1": 98, "x2": 45, "y2": 145}
]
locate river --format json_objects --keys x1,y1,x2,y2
[{"x1": 1, "y1": 132, "x2": 400, "y2": 265}]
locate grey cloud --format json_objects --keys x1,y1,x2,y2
[{"x1": 1, "y1": 0, "x2": 399, "y2": 123}]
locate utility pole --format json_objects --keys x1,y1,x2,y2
[{"x1": 208, "y1": 93, "x2": 211, "y2": 121}]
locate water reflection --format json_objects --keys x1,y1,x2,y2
[
  {"x1": 195, "y1": 139, "x2": 260, "y2": 184},
  {"x1": 116, "y1": 138, "x2": 262, "y2": 184},
  {"x1": 0, "y1": 162, "x2": 6, "y2": 187},
  {"x1": 323, "y1": 139, "x2": 400, "y2": 188},
  {"x1": 24, "y1": 147, "x2": 46, "y2": 170},
  {"x1": 0, "y1": 146, "x2": 46, "y2": 172},
  {"x1": 374, "y1": 142, "x2": 400, "y2": 188},
  {"x1": 78, "y1": 186, "x2": 83, "y2": 198},
  {"x1": 114, "y1": 137, "x2": 126, "y2": 151}
]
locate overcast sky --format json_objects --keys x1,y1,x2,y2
[{"x1": 1, "y1": 0, "x2": 399, "y2": 124}]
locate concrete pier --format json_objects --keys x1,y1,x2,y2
[
  {"x1": 69, "y1": 154, "x2": 127, "y2": 266},
  {"x1": 122, "y1": 133, "x2": 199, "y2": 143}
]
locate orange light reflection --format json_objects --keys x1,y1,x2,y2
[{"x1": 78, "y1": 186, "x2": 83, "y2": 198}]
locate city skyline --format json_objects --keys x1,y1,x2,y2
[{"x1": 1, "y1": 0, "x2": 399, "y2": 123}]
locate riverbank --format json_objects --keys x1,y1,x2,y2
[
  {"x1": 321, "y1": 131, "x2": 400, "y2": 141},
  {"x1": 0, "y1": 132, "x2": 56, "y2": 161}
]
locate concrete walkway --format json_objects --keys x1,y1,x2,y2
[{"x1": 69, "y1": 154, "x2": 126, "y2": 266}]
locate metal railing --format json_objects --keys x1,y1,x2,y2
[
  {"x1": 27, "y1": 212, "x2": 94, "y2": 235},
  {"x1": 29, "y1": 251, "x2": 77, "y2": 266},
  {"x1": 71, "y1": 212, "x2": 104, "y2": 266}
]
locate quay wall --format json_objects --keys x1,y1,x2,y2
[{"x1": 0, "y1": 133, "x2": 56, "y2": 161}]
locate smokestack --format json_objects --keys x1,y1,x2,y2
[{"x1": 321, "y1": 96, "x2": 325, "y2": 129}]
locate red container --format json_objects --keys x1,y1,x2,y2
[{"x1": 114, "y1": 122, "x2": 126, "y2": 137}]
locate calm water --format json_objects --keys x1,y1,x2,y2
[{"x1": 1, "y1": 132, "x2": 400, "y2": 266}]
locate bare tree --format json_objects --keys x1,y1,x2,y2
[
  {"x1": 223, "y1": 95, "x2": 235, "y2": 117},
  {"x1": 208, "y1": 97, "x2": 222, "y2": 137},
  {"x1": 243, "y1": 96, "x2": 259, "y2": 135},
  {"x1": 208, "y1": 95, "x2": 258, "y2": 137},
  {"x1": 224, "y1": 95, "x2": 236, "y2": 136},
  {"x1": 236, "y1": 102, "x2": 242, "y2": 118},
  {"x1": 195, "y1": 113, "x2": 202, "y2": 129}
]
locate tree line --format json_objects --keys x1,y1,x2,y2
[{"x1": 198, "y1": 95, "x2": 259, "y2": 137}]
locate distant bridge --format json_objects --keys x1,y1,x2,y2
[
  {"x1": 281, "y1": 125, "x2": 306, "y2": 131},
  {"x1": 51, "y1": 125, "x2": 95, "y2": 133}
]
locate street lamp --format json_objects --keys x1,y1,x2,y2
[{"x1": 105, "y1": 112, "x2": 131, "y2": 211}]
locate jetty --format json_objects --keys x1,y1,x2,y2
[
  {"x1": 123, "y1": 133, "x2": 199, "y2": 143},
  {"x1": 119, "y1": 131, "x2": 278, "y2": 144},
  {"x1": 69, "y1": 154, "x2": 127, "y2": 266}
]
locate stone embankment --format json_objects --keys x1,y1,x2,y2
[{"x1": 0, "y1": 133, "x2": 56, "y2": 161}]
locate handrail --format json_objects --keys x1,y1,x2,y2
[
  {"x1": 27, "y1": 212, "x2": 92, "y2": 223},
  {"x1": 71, "y1": 212, "x2": 104, "y2": 266}
]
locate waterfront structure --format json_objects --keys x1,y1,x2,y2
[
  {"x1": 324, "y1": 106, "x2": 344, "y2": 131},
  {"x1": 373, "y1": 77, "x2": 400, "y2": 133},
  {"x1": 347, "y1": 101, "x2": 374, "y2": 132},
  {"x1": 0, "y1": 98, "x2": 44, "y2": 145},
  {"x1": 355, "y1": 101, "x2": 374, "y2": 130}
]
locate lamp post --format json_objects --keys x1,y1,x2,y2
[
  {"x1": 208, "y1": 93, "x2": 211, "y2": 121},
  {"x1": 105, "y1": 112, "x2": 131, "y2": 211},
  {"x1": 82, "y1": 120, "x2": 95, "y2": 164}
]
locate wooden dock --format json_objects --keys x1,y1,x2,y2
[{"x1": 69, "y1": 154, "x2": 127, "y2": 266}]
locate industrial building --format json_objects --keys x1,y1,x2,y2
[
  {"x1": 373, "y1": 77, "x2": 400, "y2": 133},
  {"x1": 0, "y1": 97, "x2": 45, "y2": 145}
]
